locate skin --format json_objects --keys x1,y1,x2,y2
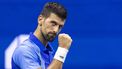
[
  {"x1": 34, "y1": 13, "x2": 65, "y2": 46},
  {"x1": 34, "y1": 13, "x2": 65, "y2": 69}
]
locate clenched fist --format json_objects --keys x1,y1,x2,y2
[{"x1": 58, "y1": 33, "x2": 72, "y2": 49}]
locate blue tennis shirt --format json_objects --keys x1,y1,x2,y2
[{"x1": 12, "y1": 33, "x2": 54, "y2": 69}]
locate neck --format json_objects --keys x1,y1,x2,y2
[{"x1": 33, "y1": 26, "x2": 48, "y2": 47}]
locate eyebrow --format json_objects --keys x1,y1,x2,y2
[
  {"x1": 50, "y1": 21, "x2": 57, "y2": 24},
  {"x1": 50, "y1": 20, "x2": 64, "y2": 26}
]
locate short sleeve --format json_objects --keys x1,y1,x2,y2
[{"x1": 12, "y1": 45, "x2": 41, "y2": 69}]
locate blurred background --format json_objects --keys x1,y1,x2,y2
[{"x1": 0, "y1": 0, "x2": 122, "y2": 69}]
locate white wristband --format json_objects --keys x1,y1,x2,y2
[{"x1": 54, "y1": 47, "x2": 68, "y2": 63}]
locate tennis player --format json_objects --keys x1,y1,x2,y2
[{"x1": 12, "y1": 2, "x2": 72, "y2": 69}]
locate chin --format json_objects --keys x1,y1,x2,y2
[{"x1": 47, "y1": 38, "x2": 55, "y2": 42}]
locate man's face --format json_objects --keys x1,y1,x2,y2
[{"x1": 39, "y1": 13, "x2": 65, "y2": 42}]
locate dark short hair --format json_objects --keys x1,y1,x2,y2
[{"x1": 41, "y1": 2, "x2": 67, "y2": 20}]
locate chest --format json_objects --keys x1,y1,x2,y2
[{"x1": 40, "y1": 51, "x2": 53, "y2": 68}]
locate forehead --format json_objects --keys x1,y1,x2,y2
[{"x1": 46, "y1": 13, "x2": 65, "y2": 25}]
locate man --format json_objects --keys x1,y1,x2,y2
[{"x1": 12, "y1": 2, "x2": 72, "y2": 69}]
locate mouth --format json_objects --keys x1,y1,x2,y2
[
  {"x1": 47, "y1": 32, "x2": 56, "y2": 40},
  {"x1": 48, "y1": 33, "x2": 55, "y2": 38},
  {"x1": 48, "y1": 32, "x2": 56, "y2": 36},
  {"x1": 46, "y1": 34, "x2": 55, "y2": 41}
]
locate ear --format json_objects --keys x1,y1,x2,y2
[{"x1": 38, "y1": 15, "x2": 44, "y2": 26}]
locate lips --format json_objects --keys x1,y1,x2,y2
[
  {"x1": 47, "y1": 32, "x2": 56, "y2": 41},
  {"x1": 48, "y1": 33, "x2": 55, "y2": 37},
  {"x1": 48, "y1": 32, "x2": 56, "y2": 36}
]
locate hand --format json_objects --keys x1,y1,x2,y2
[{"x1": 58, "y1": 33, "x2": 72, "y2": 50}]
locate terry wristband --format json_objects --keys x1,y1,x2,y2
[{"x1": 54, "y1": 47, "x2": 68, "y2": 63}]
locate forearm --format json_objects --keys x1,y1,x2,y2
[
  {"x1": 48, "y1": 34, "x2": 72, "y2": 69},
  {"x1": 37, "y1": 47, "x2": 66, "y2": 69},
  {"x1": 38, "y1": 59, "x2": 63, "y2": 69},
  {"x1": 47, "y1": 59, "x2": 63, "y2": 69},
  {"x1": 47, "y1": 47, "x2": 68, "y2": 69}
]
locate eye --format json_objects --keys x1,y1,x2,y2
[
  {"x1": 51, "y1": 21, "x2": 57, "y2": 26},
  {"x1": 52, "y1": 22, "x2": 56, "y2": 26}
]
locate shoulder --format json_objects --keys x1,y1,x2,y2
[
  {"x1": 13, "y1": 39, "x2": 35, "y2": 55},
  {"x1": 12, "y1": 39, "x2": 41, "y2": 69},
  {"x1": 12, "y1": 39, "x2": 38, "y2": 65}
]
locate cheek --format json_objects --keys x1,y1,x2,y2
[
  {"x1": 45, "y1": 23, "x2": 53, "y2": 31},
  {"x1": 41, "y1": 24, "x2": 46, "y2": 34},
  {"x1": 42, "y1": 23, "x2": 51, "y2": 34}
]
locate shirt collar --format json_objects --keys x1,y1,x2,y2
[{"x1": 29, "y1": 33, "x2": 53, "y2": 53}]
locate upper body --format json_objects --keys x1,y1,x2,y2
[
  {"x1": 12, "y1": 33, "x2": 54, "y2": 69},
  {"x1": 12, "y1": 2, "x2": 72, "y2": 69}
]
